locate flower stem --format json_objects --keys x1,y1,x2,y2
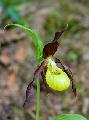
[{"x1": 36, "y1": 78, "x2": 40, "y2": 120}]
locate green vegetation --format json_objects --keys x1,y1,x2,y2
[
  {"x1": 44, "y1": 11, "x2": 88, "y2": 39},
  {"x1": 67, "y1": 51, "x2": 79, "y2": 62},
  {"x1": 0, "y1": 0, "x2": 29, "y2": 26},
  {"x1": 55, "y1": 114, "x2": 87, "y2": 120},
  {"x1": 1, "y1": 0, "x2": 89, "y2": 119},
  {"x1": 5, "y1": 24, "x2": 87, "y2": 120}
]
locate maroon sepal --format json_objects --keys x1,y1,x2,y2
[{"x1": 43, "y1": 31, "x2": 64, "y2": 59}]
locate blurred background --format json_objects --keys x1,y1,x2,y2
[{"x1": 0, "y1": 0, "x2": 89, "y2": 120}]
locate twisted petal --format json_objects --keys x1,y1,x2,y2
[
  {"x1": 55, "y1": 58, "x2": 76, "y2": 96},
  {"x1": 23, "y1": 61, "x2": 46, "y2": 106}
]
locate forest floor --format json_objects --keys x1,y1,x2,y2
[{"x1": 0, "y1": 0, "x2": 89, "y2": 120}]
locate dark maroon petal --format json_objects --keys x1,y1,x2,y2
[
  {"x1": 55, "y1": 58, "x2": 76, "y2": 96},
  {"x1": 23, "y1": 77, "x2": 35, "y2": 106},
  {"x1": 34, "y1": 61, "x2": 46, "y2": 76},
  {"x1": 43, "y1": 42, "x2": 59, "y2": 59},
  {"x1": 55, "y1": 58, "x2": 64, "y2": 69},
  {"x1": 23, "y1": 81, "x2": 34, "y2": 107},
  {"x1": 72, "y1": 81, "x2": 76, "y2": 97},
  {"x1": 52, "y1": 30, "x2": 64, "y2": 42},
  {"x1": 23, "y1": 61, "x2": 46, "y2": 106},
  {"x1": 43, "y1": 30, "x2": 64, "y2": 59}
]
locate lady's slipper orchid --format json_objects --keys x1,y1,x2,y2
[
  {"x1": 24, "y1": 30, "x2": 76, "y2": 105},
  {"x1": 46, "y1": 57, "x2": 70, "y2": 91}
]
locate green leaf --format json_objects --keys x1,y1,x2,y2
[
  {"x1": 4, "y1": 24, "x2": 43, "y2": 61},
  {"x1": 54, "y1": 114, "x2": 87, "y2": 120}
]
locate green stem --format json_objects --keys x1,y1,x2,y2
[{"x1": 36, "y1": 78, "x2": 40, "y2": 120}]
